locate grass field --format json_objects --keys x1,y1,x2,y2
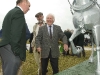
[{"x1": 21, "y1": 50, "x2": 91, "y2": 75}]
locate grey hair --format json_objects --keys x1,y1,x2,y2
[{"x1": 46, "y1": 13, "x2": 55, "y2": 22}]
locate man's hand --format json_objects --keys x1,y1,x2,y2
[
  {"x1": 63, "y1": 44, "x2": 68, "y2": 51},
  {"x1": 36, "y1": 47, "x2": 41, "y2": 53}
]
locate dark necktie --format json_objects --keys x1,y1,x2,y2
[{"x1": 49, "y1": 26, "x2": 52, "y2": 39}]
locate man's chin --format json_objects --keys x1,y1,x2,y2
[{"x1": 39, "y1": 21, "x2": 43, "y2": 24}]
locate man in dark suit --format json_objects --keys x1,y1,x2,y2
[
  {"x1": 26, "y1": 23, "x2": 31, "y2": 51},
  {"x1": 26, "y1": 23, "x2": 31, "y2": 41},
  {"x1": 63, "y1": 29, "x2": 72, "y2": 55},
  {"x1": 29, "y1": 32, "x2": 33, "y2": 53},
  {"x1": 0, "y1": 29, "x2": 2, "y2": 38},
  {"x1": 35, "y1": 14, "x2": 68, "y2": 75},
  {"x1": 0, "y1": 0, "x2": 30, "y2": 75},
  {"x1": 76, "y1": 33, "x2": 85, "y2": 57}
]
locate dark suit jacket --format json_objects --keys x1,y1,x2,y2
[
  {"x1": 0, "y1": 7, "x2": 26, "y2": 61},
  {"x1": 64, "y1": 31, "x2": 71, "y2": 46},
  {"x1": 29, "y1": 33, "x2": 33, "y2": 43},
  {"x1": 35, "y1": 24, "x2": 68, "y2": 58},
  {"x1": 76, "y1": 33, "x2": 84, "y2": 46},
  {"x1": 26, "y1": 23, "x2": 30, "y2": 41},
  {"x1": 0, "y1": 29, "x2": 2, "y2": 38}
]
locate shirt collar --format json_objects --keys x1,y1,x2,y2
[
  {"x1": 16, "y1": 5, "x2": 23, "y2": 12},
  {"x1": 47, "y1": 24, "x2": 53, "y2": 28}
]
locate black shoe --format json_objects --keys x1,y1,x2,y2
[
  {"x1": 66, "y1": 53, "x2": 70, "y2": 55},
  {"x1": 77, "y1": 53, "x2": 81, "y2": 58},
  {"x1": 83, "y1": 55, "x2": 85, "y2": 57},
  {"x1": 71, "y1": 54, "x2": 75, "y2": 56},
  {"x1": 63, "y1": 54, "x2": 66, "y2": 56},
  {"x1": 46, "y1": 69, "x2": 48, "y2": 73},
  {"x1": 29, "y1": 51, "x2": 33, "y2": 53}
]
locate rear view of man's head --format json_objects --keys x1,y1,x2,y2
[{"x1": 16, "y1": 0, "x2": 30, "y2": 14}]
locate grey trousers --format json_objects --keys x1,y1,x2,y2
[{"x1": 0, "y1": 44, "x2": 21, "y2": 75}]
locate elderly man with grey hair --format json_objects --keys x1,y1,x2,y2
[{"x1": 35, "y1": 13, "x2": 68, "y2": 75}]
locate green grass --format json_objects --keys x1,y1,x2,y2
[
  {"x1": 0, "y1": 50, "x2": 92, "y2": 75},
  {"x1": 21, "y1": 50, "x2": 91, "y2": 75}
]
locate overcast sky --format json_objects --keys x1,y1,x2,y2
[{"x1": 0, "y1": 0, "x2": 100, "y2": 32}]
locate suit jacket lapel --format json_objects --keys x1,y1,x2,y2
[
  {"x1": 44, "y1": 24, "x2": 56, "y2": 40},
  {"x1": 44, "y1": 25, "x2": 49, "y2": 37},
  {"x1": 53, "y1": 25, "x2": 56, "y2": 37},
  {"x1": 15, "y1": 7, "x2": 24, "y2": 14}
]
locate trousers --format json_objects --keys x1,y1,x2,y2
[{"x1": 0, "y1": 44, "x2": 21, "y2": 75}]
